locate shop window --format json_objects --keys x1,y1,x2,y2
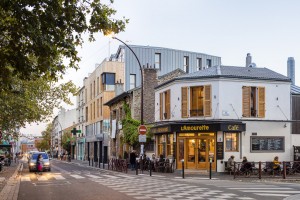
[
  {"x1": 159, "y1": 90, "x2": 171, "y2": 120},
  {"x1": 242, "y1": 86, "x2": 265, "y2": 118},
  {"x1": 181, "y1": 85, "x2": 211, "y2": 118},
  {"x1": 225, "y1": 132, "x2": 239, "y2": 151},
  {"x1": 157, "y1": 135, "x2": 166, "y2": 157},
  {"x1": 166, "y1": 134, "x2": 173, "y2": 158}
]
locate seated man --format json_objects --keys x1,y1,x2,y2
[{"x1": 227, "y1": 155, "x2": 235, "y2": 171}]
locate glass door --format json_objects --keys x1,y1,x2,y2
[{"x1": 186, "y1": 139, "x2": 196, "y2": 169}]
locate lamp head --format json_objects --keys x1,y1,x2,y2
[{"x1": 106, "y1": 31, "x2": 116, "y2": 39}]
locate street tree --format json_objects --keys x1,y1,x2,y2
[
  {"x1": 36, "y1": 123, "x2": 52, "y2": 151},
  {"x1": 0, "y1": 0, "x2": 128, "y2": 90}
]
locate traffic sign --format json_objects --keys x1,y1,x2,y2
[
  {"x1": 138, "y1": 125, "x2": 147, "y2": 135},
  {"x1": 139, "y1": 135, "x2": 146, "y2": 142}
]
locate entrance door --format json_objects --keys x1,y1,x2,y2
[{"x1": 184, "y1": 137, "x2": 216, "y2": 170}]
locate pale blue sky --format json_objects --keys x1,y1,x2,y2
[{"x1": 22, "y1": 0, "x2": 300, "y2": 135}]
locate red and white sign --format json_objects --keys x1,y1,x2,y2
[{"x1": 138, "y1": 125, "x2": 147, "y2": 135}]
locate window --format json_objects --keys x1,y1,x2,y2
[
  {"x1": 159, "y1": 90, "x2": 171, "y2": 120},
  {"x1": 100, "y1": 97, "x2": 103, "y2": 116},
  {"x1": 181, "y1": 85, "x2": 211, "y2": 117},
  {"x1": 242, "y1": 86, "x2": 265, "y2": 118},
  {"x1": 130, "y1": 74, "x2": 136, "y2": 89},
  {"x1": 90, "y1": 103, "x2": 92, "y2": 120},
  {"x1": 97, "y1": 77, "x2": 99, "y2": 95},
  {"x1": 197, "y1": 58, "x2": 202, "y2": 71},
  {"x1": 93, "y1": 102, "x2": 95, "y2": 119},
  {"x1": 93, "y1": 80, "x2": 95, "y2": 97},
  {"x1": 102, "y1": 73, "x2": 115, "y2": 91},
  {"x1": 225, "y1": 132, "x2": 239, "y2": 151},
  {"x1": 97, "y1": 99, "x2": 99, "y2": 117},
  {"x1": 90, "y1": 84, "x2": 92, "y2": 100},
  {"x1": 166, "y1": 134, "x2": 174, "y2": 157},
  {"x1": 184, "y1": 56, "x2": 189, "y2": 73},
  {"x1": 155, "y1": 53, "x2": 161, "y2": 69},
  {"x1": 206, "y1": 59, "x2": 212, "y2": 68},
  {"x1": 157, "y1": 135, "x2": 165, "y2": 157},
  {"x1": 85, "y1": 107, "x2": 88, "y2": 121}
]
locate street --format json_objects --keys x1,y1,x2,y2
[{"x1": 16, "y1": 159, "x2": 300, "y2": 200}]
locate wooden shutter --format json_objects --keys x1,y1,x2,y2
[
  {"x1": 160, "y1": 93, "x2": 163, "y2": 120},
  {"x1": 181, "y1": 87, "x2": 188, "y2": 118},
  {"x1": 165, "y1": 90, "x2": 171, "y2": 119},
  {"x1": 242, "y1": 86, "x2": 251, "y2": 117},
  {"x1": 204, "y1": 85, "x2": 211, "y2": 116},
  {"x1": 258, "y1": 87, "x2": 265, "y2": 118}
]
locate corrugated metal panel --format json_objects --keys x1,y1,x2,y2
[{"x1": 122, "y1": 45, "x2": 221, "y2": 91}]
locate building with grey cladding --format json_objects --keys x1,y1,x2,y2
[{"x1": 111, "y1": 45, "x2": 221, "y2": 91}]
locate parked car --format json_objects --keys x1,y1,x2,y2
[{"x1": 28, "y1": 152, "x2": 51, "y2": 172}]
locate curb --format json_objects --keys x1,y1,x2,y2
[{"x1": 0, "y1": 163, "x2": 22, "y2": 200}]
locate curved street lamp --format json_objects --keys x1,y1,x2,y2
[{"x1": 111, "y1": 36, "x2": 144, "y2": 125}]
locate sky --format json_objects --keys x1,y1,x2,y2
[{"x1": 21, "y1": 0, "x2": 300, "y2": 135}]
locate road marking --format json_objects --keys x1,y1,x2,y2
[
  {"x1": 102, "y1": 175, "x2": 118, "y2": 179},
  {"x1": 240, "y1": 190, "x2": 300, "y2": 194},
  {"x1": 255, "y1": 193, "x2": 291, "y2": 197},
  {"x1": 36, "y1": 176, "x2": 48, "y2": 181},
  {"x1": 21, "y1": 176, "x2": 30, "y2": 182},
  {"x1": 52, "y1": 174, "x2": 65, "y2": 180},
  {"x1": 229, "y1": 188, "x2": 292, "y2": 190},
  {"x1": 70, "y1": 174, "x2": 85, "y2": 179},
  {"x1": 86, "y1": 174, "x2": 100, "y2": 179}
]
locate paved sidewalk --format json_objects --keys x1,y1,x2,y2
[{"x1": 0, "y1": 161, "x2": 22, "y2": 200}]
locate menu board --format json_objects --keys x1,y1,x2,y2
[
  {"x1": 251, "y1": 136, "x2": 284, "y2": 152},
  {"x1": 216, "y1": 142, "x2": 224, "y2": 160}
]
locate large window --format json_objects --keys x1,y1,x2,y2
[
  {"x1": 242, "y1": 86, "x2": 265, "y2": 118},
  {"x1": 157, "y1": 135, "x2": 165, "y2": 157},
  {"x1": 225, "y1": 132, "x2": 239, "y2": 151},
  {"x1": 184, "y1": 56, "x2": 189, "y2": 73},
  {"x1": 155, "y1": 53, "x2": 161, "y2": 69},
  {"x1": 159, "y1": 90, "x2": 170, "y2": 120},
  {"x1": 197, "y1": 58, "x2": 202, "y2": 71},
  {"x1": 181, "y1": 85, "x2": 211, "y2": 118},
  {"x1": 102, "y1": 73, "x2": 115, "y2": 91},
  {"x1": 130, "y1": 74, "x2": 136, "y2": 89},
  {"x1": 206, "y1": 59, "x2": 212, "y2": 68},
  {"x1": 166, "y1": 134, "x2": 174, "y2": 157}
]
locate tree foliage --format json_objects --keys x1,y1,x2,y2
[
  {"x1": 36, "y1": 123, "x2": 52, "y2": 151},
  {"x1": 0, "y1": 77, "x2": 78, "y2": 132},
  {"x1": 0, "y1": 0, "x2": 128, "y2": 89}
]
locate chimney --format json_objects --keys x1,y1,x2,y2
[
  {"x1": 246, "y1": 53, "x2": 252, "y2": 67},
  {"x1": 114, "y1": 79, "x2": 124, "y2": 96},
  {"x1": 287, "y1": 57, "x2": 295, "y2": 85}
]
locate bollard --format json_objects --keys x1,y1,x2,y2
[
  {"x1": 136, "y1": 163, "x2": 138, "y2": 175},
  {"x1": 283, "y1": 161, "x2": 286, "y2": 179},
  {"x1": 209, "y1": 158, "x2": 212, "y2": 179},
  {"x1": 149, "y1": 161, "x2": 152, "y2": 176},
  {"x1": 258, "y1": 161, "x2": 261, "y2": 179},
  {"x1": 182, "y1": 159, "x2": 184, "y2": 179}
]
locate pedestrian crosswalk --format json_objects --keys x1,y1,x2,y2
[{"x1": 20, "y1": 172, "x2": 300, "y2": 199}]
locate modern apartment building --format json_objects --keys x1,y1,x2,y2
[{"x1": 84, "y1": 59, "x2": 124, "y2": 166}]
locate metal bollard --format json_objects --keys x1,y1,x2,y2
[
  {"x1": 258, "y1": 162, "x2": 261, "y2": 179},
  {"x1": 182, "y1": 160, "x2": 184, "y2": 179},
  {"x1": 283, "y1": 161, "x2": 286, "y2": 179},
  {"x1": 149, "y1": 161, "x2": 152, "y2": 176},
  {"x1": 136, "y1": 163, "x2": 138, "y2": 175},
  {"x1": 209, "y1": 158, "x2": 212, "y2": 179}
]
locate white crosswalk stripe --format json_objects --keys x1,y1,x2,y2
[
  {"x1": 52, "y1": 174, "x2": 65, "y2": 180},
  {"x1": 21, "y1": 176, "x2": 30, "y2": 181},
  {"x1": 69, "y1": 174, "x2": 85, "y2": 179}
]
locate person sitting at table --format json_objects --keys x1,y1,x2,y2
[
  {"x1": 240, "y1": 156, "x2": 252, "y2": 174},
  {"x1": 273, "y1": 156, "x2": 281, "y2": 171},
  {"x1": 227, "y1": 155, "x2": 235, "y2": 171},
  {"x1": 158, "y1": 154, "x2": 164, "y2": 162}
]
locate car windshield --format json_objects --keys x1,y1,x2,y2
[{"x1": 31, "y1": 153, "x2": 48, "y2": 160}]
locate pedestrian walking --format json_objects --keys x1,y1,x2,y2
[
  {"x1": 130, "y1": 150, "x2": 136, "y2": 170},
  {"x1": 36, "y1": 154, "x2": 43, "y2": 175}
]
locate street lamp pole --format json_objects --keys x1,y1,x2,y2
[{"x1": 112, "y1": 37, "x2": 144, "y2": 125}]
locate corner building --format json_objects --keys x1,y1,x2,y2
[{"x1": 151, "y1": 65, "x2": 293, "y2": 172}]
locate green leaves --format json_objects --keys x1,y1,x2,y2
[{"x1": 0, "y1": 0, "x2": 128, "y2": 89}]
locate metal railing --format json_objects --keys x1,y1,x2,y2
[
  {"x1": 232, "y1": 161, "x2": 300, "y2": 179},
  {"x1": 108, "y1": 158, "x2": 128, "y2": 173}
]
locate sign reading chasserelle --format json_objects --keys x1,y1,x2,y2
[{"x1": 139, "y1": 125, "x2": 147, "y2": 135}]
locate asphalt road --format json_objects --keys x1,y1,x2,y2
[{"x1": 17, "y1": 159, "x2": 300, "y2": 200}]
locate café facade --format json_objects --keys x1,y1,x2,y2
[{"x1": 151, "y1": 65, "x2": 294, "y2": 172}]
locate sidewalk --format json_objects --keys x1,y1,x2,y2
[
  {"x1": 0, "y1": 161, "x2": 22, "y2": 200},
  {"x1": 62, "y1": 158, "x2": 300, "y2": 182}
]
